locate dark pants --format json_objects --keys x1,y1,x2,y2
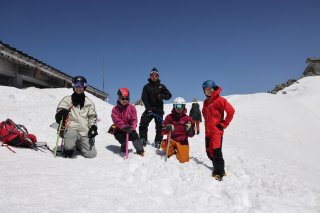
[
  {"x1": 205, "y1": 136, "x2": 225, "y2": 175},
  {"x1": 139, "y1": 112, "x2": 163, "y2": 142},
  {"x1": 114, "y1": 130, "x2": 143, "y2": 153}
]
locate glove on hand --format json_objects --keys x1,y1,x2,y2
[
  {"x1": 55, "y1": 109, "x2": 69, "y2": 125},
  {"x1": 108, "y1": 124, "x2": 116, "y2": 134},
  {"x1": 185, "y1": 121, "x2": 192, "y2": 131},
  {"x1": 165, "y1": 124, "x2": 174, "y2": 131},
  {"x1": 123, "y1": 125, "x2": 133, "y2": 134},
  {"x1": 216, "y1": 123, "x2": 224, "y2": 131},
  {"x1": 88, "y1": 125, "x2": 98, "y2": 138}
]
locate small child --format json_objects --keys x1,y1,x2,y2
[
  {"x1": 189, "y1": 100, "x2": 202, "y2": 135},
  {"x1": 111, "y1": 88, "x2": 144, "y2": 156},
  {"x1": 202, "y1": 80, "x2": 235, "y2": 181},
  {"x1": 161, "y1": 97, "x2": 195, "y2": 163}
]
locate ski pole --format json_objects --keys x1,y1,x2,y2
[
  {"x1": 165, "y1": 131, "x2": 171, "y2": 162},
  {"x1": 60, "y1": 116, "x2": 70, "y2": 155},
  {"x1": 125, "y1": 132, "x2": 129, "y2": 160},
  {"x1": 2, "y1": 144, "x2": 16, "y2": 153},
  {"x1": 61, "y1": 138, "x2": 65, "y2": 155},
  {"x1": 54, "y1": 117, "x2": 63, "y2": 157}
]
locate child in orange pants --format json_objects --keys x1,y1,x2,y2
[{"x1": 161, "y1": 97, "x2": 195, "y2": 163}]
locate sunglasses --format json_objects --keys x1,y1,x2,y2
[
  {"x1": 173, "y1": 104, "x2": 185, "y2": 109},
  {"x1": 120, "y1": 97, "x2": 129, "y2": 101}
]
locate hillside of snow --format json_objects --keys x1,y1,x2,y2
[{"x1": 1, "y1": 76, "x2": 320, "y2": 213}]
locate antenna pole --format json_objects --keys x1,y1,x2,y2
[{"x1": 102, "y1": 60, "x2": 105, "y2": 92}]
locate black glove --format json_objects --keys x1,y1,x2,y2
[
  {"x1": 88, "y1": 125, "x2": 98, "y2": 138},
  {"x1": 123, "y1": 126, "x2": 133, "y2": 134},
  {"x1": 55, "y1": 109, "x2": 69, "y2": 125},
  {"x1": 165, "y1": 124, "x2": 174, "y2": 131},
  {"x1": 216, "y1": 123, "x2": 224, "y2": 131},
  {"x1": 89, "y1": 138, "x2": 95, "y2": 150},
  {"x1": 108, "y1": 124, "x2": 116, "y2": 135}
]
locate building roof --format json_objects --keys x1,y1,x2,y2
[
  {"x1": 306, "y1": 57, "x2": 320, "y2": 63},
  {"x1": 0, "y1": 40, "x2": 108, "y2": 100}
]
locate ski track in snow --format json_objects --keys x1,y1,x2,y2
[{"x1": 1, "y1": 77, "x2": 320, "y2": 213}]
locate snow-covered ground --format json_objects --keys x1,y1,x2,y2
[{"x1": 1, "y1": 76, "x2": 320, "y2": 213}]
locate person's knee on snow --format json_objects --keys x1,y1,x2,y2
[{"x1": 55, "y1": 76, "x2": 98, "y2": 159}]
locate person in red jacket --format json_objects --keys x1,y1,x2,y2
[
  {"x1": 202, "y1": 80, "x2": 235, "y2": 181},
  {"x1": 111, "y1": 88, "x2": 144, "y2": 156},
  {"x1": 161, "y1": 97, "x2": 195, "y2": 163}
]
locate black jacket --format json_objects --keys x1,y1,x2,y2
[
  {"x1": 189, "y1": 103, "x2": 202, "y2": 121},
  {"x1": 141, "y1": 78, "x2": 172, "y2": 114}
]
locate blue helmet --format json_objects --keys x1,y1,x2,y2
[{"x1": 202, "y1": 80, "x2": 216, "y2": 90}]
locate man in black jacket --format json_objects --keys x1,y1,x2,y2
[{"x1": 139, "y1": 68, "x2": 172, "y2": 148}]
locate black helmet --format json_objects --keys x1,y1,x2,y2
[{"x1": 72, "y1": 76, "x2": 87, "y2": 89}]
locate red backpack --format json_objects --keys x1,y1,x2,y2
[{"x1": 0, "y1": 119, "x2": 37, "y2": 148}]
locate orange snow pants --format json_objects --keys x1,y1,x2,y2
[{"x1": 161, "y1": 138, "x2": 190, "y2": 163}]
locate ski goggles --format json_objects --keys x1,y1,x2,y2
[
  {"x1": 73, "y1": 81, "x2": 86, "y2": 88},
  {"x1": 173, "y1": 104, "x2": 185, "y2": 109}
]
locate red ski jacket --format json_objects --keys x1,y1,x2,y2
[
  {"x1": 202, "y1": 87, "x2": 235, "y2": 136},
  {"x1": 163, "y1": 108, "x2": 195, "y2": 144}
]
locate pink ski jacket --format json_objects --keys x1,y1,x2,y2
[{"x1": 111, "y1": 101, "x2": 138, "y2": 131}]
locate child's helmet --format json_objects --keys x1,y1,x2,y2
[
  {"x1": 173, "y1": 97, "x2": 186, "y2": 110},
  {"x1": 117, "y1": 88, "x2": 130, "y2": 98}
]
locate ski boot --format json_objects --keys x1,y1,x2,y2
[
  {"x1": 154, "y1": 141, "x2": 161, "y2": 149},
  {"x1": 137, "y1": 150, "x2": 145, "y2": 157},
  {"x1": 120, "y1": 144, "x2": 126, "y2": 153},
  {"x1": 212, "y1": 172, "x2": 227, "y2": 181},
  {"x1": 63, "y1": 150, "x2": 74, "y2": 158}
]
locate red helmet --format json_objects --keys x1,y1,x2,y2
[{"x1": 117, "y1": 88, "x2": 130, "y2": 98}]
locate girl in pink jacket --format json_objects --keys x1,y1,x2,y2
[{"x1": 111, "y1": 88, "x2": 144, "y2": 156}]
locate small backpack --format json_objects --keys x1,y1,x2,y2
[{"x1": 0, "y1": 119, "x2": 37, "y2": 148}]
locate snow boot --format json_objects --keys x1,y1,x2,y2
[
  {"x1": 63, "y1": 150, "x2": 74, "y2": 158},
  {"x1": 212, "y1": 172, "x2": 227, "y2": 181},
  {"x1": 137, "y1": 150, "x2": 145, "y2": 157},
  {"x1": 154, "y1": 141, "x2": 161, "y2": 149},
  {"x1": 120, "y1": 144, "x2": 126, "y2": 153}
]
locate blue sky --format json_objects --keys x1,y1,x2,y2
[{"x1": 1, "y1": 0, "x2": 320, "y2": 104}]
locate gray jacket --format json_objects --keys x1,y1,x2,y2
[{"x1": 57, "y1": 95, "x2": 97, "y2": 137}]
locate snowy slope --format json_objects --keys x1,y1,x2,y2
[{"x1": 0, "y1": 76, "x2": 320, "y2": 213}]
